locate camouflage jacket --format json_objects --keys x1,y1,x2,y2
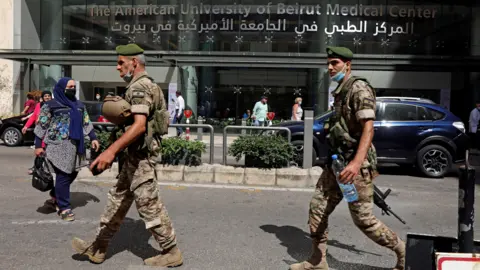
[
  {"x1": 122, "y1": 71, "x2": 166, "y2": 157},
  {"x1": 324, "y1": 76, "x2": 378, "y2": 170}
]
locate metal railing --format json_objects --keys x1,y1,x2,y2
[
  {"x1": 303, "y1": 110, "x2": 314, "y2": 169},
  {"x1": 91, "y1": 122, "x2": 114, "y2": 126},
  {"x1": 222, "y1": 126, "x2": 292, "y2": 165},
  {"x1": 170, "y1": 123, "x2": 215, "y2": 164}
]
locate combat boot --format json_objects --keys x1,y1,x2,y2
[
  {"x1": 71, "y1": 237, "x2": 108, "y2": 264},
  {"x1": 144, "y1": 245, "x2": 183, "y2": 267},
  {"x1": 392, "y1": 237, "x2": 406, "y2": 270},
  {"x1": 289, "y1": 241, "x2": 328, "y2": 270}
]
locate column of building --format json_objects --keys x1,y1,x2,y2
[
  {"x1": 39, "y1": 0, "x2": 65, "y2": 93},
  {"x1": 470, "y1": 5, "x2": 480, "y2": 102},
  {"x1": 178, "y1": 0, "x2": 200, "y2": 118},
  {"x1": 308, "y1": 0, "x2": 330, "y2": 115}
]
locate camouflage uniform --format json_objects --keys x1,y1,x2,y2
[
  {"x1": 290, "y1": 46, "x2": 405, "y2": 270},
  {"x1": 72, "y1": 44, "x2": 182, "y2": 267},
  {"x1": 94, "y1": 71, "x2": 176, "y2": 249}
]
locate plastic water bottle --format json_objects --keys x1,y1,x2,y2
[{"x1": 331, "y1": 154, "x2": 358, "y2": 203}]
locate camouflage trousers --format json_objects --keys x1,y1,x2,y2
[
  {"x1": 95, "y1": 154, "x2": 177, "y2": 250},
  {"x1": 309, "y1": 166, "x2": 399, "y2": 250}
]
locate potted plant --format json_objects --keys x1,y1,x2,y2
[
  {"x1": 160, "y1": 137, "x2": 206, "y2": 166},
  {"x1": 228, "y1": 134, "x2": 294, "y2": 169}
]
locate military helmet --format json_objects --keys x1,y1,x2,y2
[{"x1": 101, "y1": 95, "x2": 132, "y2": 125}]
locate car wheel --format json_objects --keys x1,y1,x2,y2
[
  {"x1": 291, "y1": 140, "x2": 318, "y2": 167},
  {"x1": 416, "y1": 144, "x2": 452, "y2": 178},
  {"x1": 2, "y1": 127, "x2": 23, "y2": 146}
]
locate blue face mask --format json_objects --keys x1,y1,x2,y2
[
  {"x1": 331, "y1": 72, "x2": 345, "y2": 82},
  {"x1": 331, "y1": 65, "x2": 348, "y2": 82}
]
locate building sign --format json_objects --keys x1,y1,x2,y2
[{"x1": 89, "y1": 3, "x2": 438, "y2": 37}]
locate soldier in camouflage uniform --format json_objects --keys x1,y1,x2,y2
[
  {"x1": 289, "y1": 46, "x2": 405, "y2": 270},
  {"x1": 71, "y1": 44, "x2": 183, "y2": 267}
]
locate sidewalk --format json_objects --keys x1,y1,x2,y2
[{"x1": 166, "y1": 127, "x2": 239, "y2": 146}]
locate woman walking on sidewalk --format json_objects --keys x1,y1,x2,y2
[{"x1": 34, "y1": 77, "x2": 99, "y2": 221}]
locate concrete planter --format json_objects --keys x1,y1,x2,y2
[
  {"x1": 244, "y1": 168, "x2": 276, "y2": 186},
  {"x1": 214, "y1": 165, "x2": 245, "y2": 185},
  {"x1": 184, "y1": 164, "x2": 214, "y2": 183},
  {"x1": 156, "y1": 165, "x2": 184, "y2": 182},
  {"x1": 78, "y1": 161, "x2": 324, "y2": 189},
  {"x1": 276, "y1": 167, "x2": 309, "y2": 188},
  {"x1": 77, "y1": 163, "x2": 117, "y2": 180},
  {"x1": 308, "y1": 166, "x2": 324, "y2": 187}
]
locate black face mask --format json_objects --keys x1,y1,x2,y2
[{"x1": 65, "y1": 88, "x2": 76, "y2": 100}]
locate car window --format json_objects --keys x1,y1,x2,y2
[
  {"x1": 375, "y1": 104, "x2": 382, "y2": 121},
  {"x1": 383, "y1": 104, "x2": 418, "y2": 121},
  {"x1": 418, "y1": 106, "x2": 430, "y2": 120},
  {"x1": 427, "y1": 108, "x2": 445, "y2": 120}
]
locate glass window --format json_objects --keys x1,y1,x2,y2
[
  {"x1": 418, "y1": 106, "x2": 429, "y2": 120},
  {"x1": 375, "y1": 103, "x2": 382, "y2": 120},
  {"x1": 29, "y1": 0, "x2": 472, "y2": 55},
  {"x1": 427, "y1": 108, "x2": 446, "y2": 120},
  {"x1": 383, "y1": 103, "x2": 417, "y2": 121}
]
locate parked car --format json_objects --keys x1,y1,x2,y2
[
  {"x1": 0, "y1": 114, "x2": 35, "y2": 146},
  {"x1": 1, "y1": 101, "x2": 113, "y2": 147},
  {"x1": 83, "y1": 101, "x2": 114, "y2": 132},
  {"x1": 267, "y1": 97, "x2": 469, "y2": 178}
]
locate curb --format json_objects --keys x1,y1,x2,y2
[{"x1": 77, "y1": 162, "x2": 323, "y2": 188}]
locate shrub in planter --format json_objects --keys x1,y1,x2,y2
[
  {"x1": 85, "y1": 130, "x2": 120, "y2": 161},
  {"x1": 86, "y1": 131, "x2": 112, "y2": 152},
  {"x1": 160, "y1": 137, "x2": 206, "y2": 166},
  {"x1": 228, "y1": 134, "x2": 294, "y2": 169}
]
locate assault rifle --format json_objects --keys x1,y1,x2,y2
[{"x1": 373, "y1": 185, "x2": 407, "y2": 224}]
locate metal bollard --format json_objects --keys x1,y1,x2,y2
[
  {"x1": 303, "y1": 110, "x2": 314, "y2": 169},
  {"x1": 241, "y1": 119, "x2": 246, "y2": 135},
  {"x1": 458, "y1": 150, "x2": 475, "y2": 253},
  {"x1": 197, "y1": 117, "x2": 204, "y2": 141}
]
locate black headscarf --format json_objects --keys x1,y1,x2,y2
[{"x1": 40, "y1": 91, "x2": 52, "y2": 107}]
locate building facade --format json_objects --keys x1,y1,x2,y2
[{"x1": 0, "y1": 0, "x2": 479, "y2": 123}]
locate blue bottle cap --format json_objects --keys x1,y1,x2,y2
[{"x1": 332, "y1": 154, "x2": 338, "y2": 160}]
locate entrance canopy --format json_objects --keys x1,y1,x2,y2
[{"x1": 0, "y1": 49, "x2": 478, "y2": 71}]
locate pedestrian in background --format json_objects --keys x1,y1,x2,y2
[
  {"x1": 21, "y1": 92, "x2": 37, "y2": 115},
  {"x1": 468, "y1": 101, "x2": 480, "y2": 150},
  {"x1": 23, "y1": 90, "x2": 52, "y2": 175},
  {"x1": 252, "y1": 96, "x2": 269, "y2": 126},
  {"x1": 291, "y1": 97, "x2": 303, "y2": 121},
  {"x1": 34, "y1": 78, "x2": 99, "y2": 221},
  {"x1": 173, "y1": 90, "x2": 185, "y2": 136}
]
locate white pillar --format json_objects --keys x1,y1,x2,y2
[{"x1": 0, "y1": 0, "x2": 16, "y2": 115}]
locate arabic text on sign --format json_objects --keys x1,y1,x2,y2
[
  {"x1": 323, "y1": 20, "x2": 414, "y2": 36},
  {"x1": 111, "y1": 20, "x2": 415, "y2": 36}
]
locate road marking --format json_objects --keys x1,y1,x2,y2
[
  {"x1": 240, "y1": 188, "x2": 262, "y2": 193},
  {"x1": 166, "y1": 185, "x2": 187, "y2": 191},
  {"x1": 11, "y1": 219, "x2": 98, "y2": 225},
  {"x1": 157, "y1": 182, "x2": 314, "y2": 193},
  {"x1": 77, "y1": 178, "x2": 315, "y2": 192}
]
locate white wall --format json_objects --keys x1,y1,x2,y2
[{"x1": 0, "y1": 0, "x2": 19, "y2": 116}]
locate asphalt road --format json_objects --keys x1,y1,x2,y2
[{"x1": 1, "y1": 144, "x2": 480, "y2": 270}]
